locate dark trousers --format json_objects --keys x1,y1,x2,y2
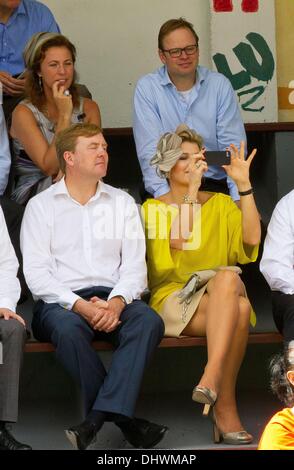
[
  {"x1": 272, "y1": 291, "x2": 294, "y2": 344},
  {"x1": 0, "y1": 319, "x2": 26, "y2": 422},
  {"x1": 0, "y1": 196, "x2": 27, "y2": 300},
  {"x1": 32, "y1": 286, "x2": 164, "y2": 418}
]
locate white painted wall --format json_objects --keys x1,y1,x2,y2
[{"x1": 42, "y1": 0, "x2": 211, "y2": 127}]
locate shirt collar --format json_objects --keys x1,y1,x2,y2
[
  {"x1": 9, "y1": 1, "x2": 26, "y2": 20},
  {"x1": 3, "y1": 1, "x2": 25, "y2": 26},
  {"x1": 159, "y1": 65, "x2": 205, "y2": 87},
  {"x1": 196, "y1": 65, "x2": 206, "y2": 84},
  {"x1": 17, "y1": 1, "x2": 26, "y2": 15},
  {"x1": 52, "y1": 177, "x2": 111, "y2": 202}
]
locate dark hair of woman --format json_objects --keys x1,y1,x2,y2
[
  {"x1": 270, "y1": 343, "x2": 294, "y2": 407},
  {"x1": 24, "y1": 33, "x2": 79, "y2": 111}
]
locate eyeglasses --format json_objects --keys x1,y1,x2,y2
[{"x1": 161, "y1": 44, "x2": 198, "y2": 58}]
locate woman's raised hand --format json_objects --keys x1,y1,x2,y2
[
  {"x1": 187, "y1": 150, "x2": 208, "y2": 188},
  {"x1": 52, "y1": 81, "x2": 73, "y2": 119},
  {"x1": 222, "y1": 141, "x2": 257, "y2": 188}
]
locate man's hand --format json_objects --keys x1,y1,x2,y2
[
  {"x1": 0, "y1": 71, "x2": 26, "y2": 96},
  {"x1": 90, "y1": 297, "x2": 125, "y2": 333},
  {"x1": 0, "y1": 308, "x2": 26, "y2": 326},
  {"x1": 52, "y1": 81, "x2": 73, "y2": 119},
  {"x1": 73, "y1": 296, "x2": 125, "y2": 333}
]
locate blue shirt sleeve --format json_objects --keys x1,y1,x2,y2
[
  {"x1": 0, "y1": 106, "x2": 11, "y2": 195},
  {"x1": 133, "y1": 78, "x2": 170, "y2": 197},
  {"x1": 38, "y1": 2, "x2": 60, "y2": 33},
  {"x1": 215, "y1": 76, "x2": 246, "y2": 201}
]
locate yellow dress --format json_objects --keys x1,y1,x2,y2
[{"x1": 142, "y1": 194, "x2": 259, "y2": 336}]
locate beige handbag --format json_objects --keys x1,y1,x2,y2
[{"x1": 178, "y1": 266, "x2": 242, "y2": 321}]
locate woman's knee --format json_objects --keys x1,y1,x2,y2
[
  {"x1": 209, "y1": 270, "x2": 242, "y2": 295},
  {"x1": 237, "y1": 297, "x2": 251, "y2": 330}
]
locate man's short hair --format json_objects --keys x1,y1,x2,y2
[
  {"x1": 158, "y1": 17, "x2": 199, "y2": 50},
  {"x1": 56, "y1": 123, "x2": 102, "y2": 173}
]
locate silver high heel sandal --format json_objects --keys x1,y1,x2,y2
[
  {"x1": 212, "y1": 410, "x2": 253, "y2": 445},
  {"x1": 192, "y1": 386, "x2": 217, "y2": 416}
]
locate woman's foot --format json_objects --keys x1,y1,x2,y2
[
  {"x1": 213, "y1": 404, "x2": 246, "y2": 435},
  {"x1": 212, "y1": 406, "x2": 253, "y2": 444}
]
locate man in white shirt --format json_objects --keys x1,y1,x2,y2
[
  {"x1": 0, "y1": 206, "x2": 31, "y2": 450},
  {"x1": 21, "y1": 123, "x2": 167, "y2": 450},
  {"x1": 260, "y1": 190, "x2": 294, "y2": 344},
  {"x1": 0, "y1": 104, "x2": 26, "y2": 301}
]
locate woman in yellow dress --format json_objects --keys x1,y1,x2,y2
[{"x1": 142, "y1": 124, "x2": 261, "y2": 445}]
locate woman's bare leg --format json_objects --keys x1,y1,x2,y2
[
  {"x1": 213, "y1": 296, "x2": 250, "y2": 432},
  {"x1": 182, "y1": 270, "x2": 251, "y2": 431}
]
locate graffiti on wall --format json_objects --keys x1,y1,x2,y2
[
  {"x1": 213, "y1": 32, "x2": 275, "y2": 112},
  {"x1": 213, "y1": 0, "x2": 259, "y2": 13},
  {"x1": 211, "y1": 0, "x2": 277, "y2": 121}
]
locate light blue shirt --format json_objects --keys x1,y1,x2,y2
[
  {"x1": 0, "y1": 105, "x2": 11, "y2": 195},
  {"x1": 133, "y1": 65, "x2": 246, "y2": 200},
  {"x1": 0, "y1": 0, "x2": 60, "y2": 76}
]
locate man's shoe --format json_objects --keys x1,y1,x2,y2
[
  {"x1": 65, "y1": 421, "x2": 97, "y2": 450},
  {"x1": 117, "y1": 418, "x2": 168, "y2": 448},
  {"x1": 0, "y1": 427, "x2": 32, "y2": 450}
]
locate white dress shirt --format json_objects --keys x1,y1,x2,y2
[
  {"x1": 0, "y1": 105, "x2": 11, "y2": 195},
  {"x1": 0, "y1": 207, "x2": 20, "y2": 311},
  {"x1": 260, "y1": 190, "x2": 294, "y2": 294},
  {"x1": 20, "y1": 178, "x2": 147, "y2": 309}
]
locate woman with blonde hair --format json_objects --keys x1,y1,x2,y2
[
  {"x1": 142, "y1": 124, "x2": 261, "y2": 444},
  {"x1": 10, "y1": 32, "x2": 101, "y2": 204}
]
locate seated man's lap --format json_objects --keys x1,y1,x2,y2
[
  {"x1": 32, "y1": 294, "x2": 163, "y2": 345},
  {"x1": 32, "y1": 300, "x2": 93, "y2": 343}
]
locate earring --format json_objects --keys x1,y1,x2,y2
[{"x1": 38, "y1": 75, "x2": 43, "y2": 91}]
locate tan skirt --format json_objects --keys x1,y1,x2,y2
[{"x1": 160, "y1": 283, "x2": 208, "y2": 337}]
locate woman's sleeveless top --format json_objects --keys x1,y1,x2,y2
[{"x1": 11, "y1": 98, "x2": 84, "y2": 205}]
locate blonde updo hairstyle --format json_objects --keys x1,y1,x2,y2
[{"x1": 150, "y1": 124, "x2": 203, "y2": 178}]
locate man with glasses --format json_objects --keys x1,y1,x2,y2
[{"x1": 133, "y1": 17, "x2": 246, "y2": 202}]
